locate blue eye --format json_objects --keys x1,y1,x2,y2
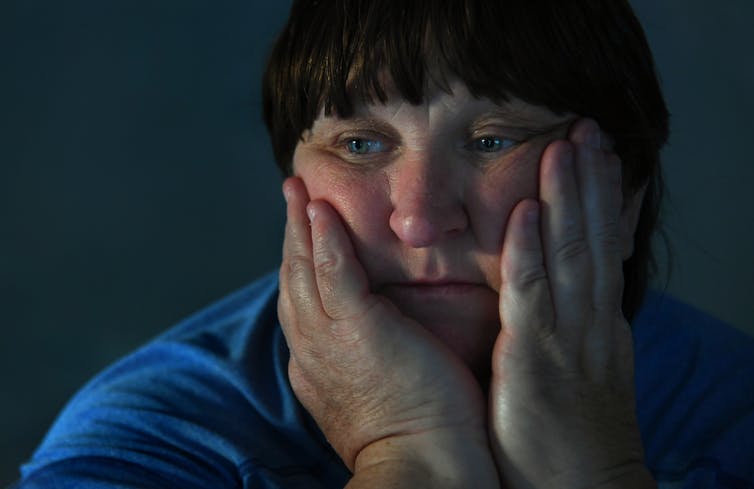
[
  {"x1": 473, "y1": 136, "x2": 517, "y2": 153},
  {"x1": 346, "y1": 138, "x2": 384, "y2": 155}
]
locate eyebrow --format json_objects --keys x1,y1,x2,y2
[
  {"x1": 470, "y1": 115, "x2": 575, "y2": 138},
  {"x1": 474, "y1": 106, "x2": 574, "y2": 128},
  {"x1": 315, "y1": 117, "x2": 398, "y2": 135},
  {"x1": 304, "y1": 117, "x2": 401, "y2": 144}
]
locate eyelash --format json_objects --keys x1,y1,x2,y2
[
  {"x1": 335, "y1": 132, "x2": 524, "y2": 162},
  {"x1": 466, "y1": 135, "x2": 521, "y2": 154},
  {"x1": 337, "y1": 132, "x2": 396, "y2": 159}
]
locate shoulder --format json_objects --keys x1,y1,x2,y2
[
  {"x1": 18, "y1": 270, "x2": 349, "y2": 488},
  {"x1": 633, "y1": 290, "x2": 754, "y2": 488}
]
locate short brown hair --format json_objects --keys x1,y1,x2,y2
[{"x1": 262, "y1": 0, "x2": 670, "y2": 321}]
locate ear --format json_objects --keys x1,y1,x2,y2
[{"x1": 619, "y1": 183, "x2": 647, "y2": 261}]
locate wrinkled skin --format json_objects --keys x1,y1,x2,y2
[{"x1": 277, "y1": 82, "x2": 655, "y2": 488}]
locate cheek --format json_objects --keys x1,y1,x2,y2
[
  {"x1": 473, "y1": 150, "x2": 541, "y2": 290},
  {"x1": 475, "y1": 151, "x2": 541, "y2": 246},
  {"x1": 295, "y1": 156, "x2": 391, "y2": 247}
]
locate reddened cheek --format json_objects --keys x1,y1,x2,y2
[
  {"x1": 295, "y1": 151, "x2": 385, "y2": 214},
  {"x1": 297, "y1": 164, "x2": 394, "y2": 265}
]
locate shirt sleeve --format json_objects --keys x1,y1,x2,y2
[{"x1": 14, "y1": 271, "x2": 350, "y2": 489}]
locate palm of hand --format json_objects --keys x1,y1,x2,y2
[{"x1": 279, "y1": 177, "x2": 487, "y2": 471}]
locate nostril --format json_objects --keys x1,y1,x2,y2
[{"x1": 391, "y1": 215, "x2": 440, "y2": 248}]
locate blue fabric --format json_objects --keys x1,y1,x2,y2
[
  {"x1": 13, "y1": 270, "x2": 754, "y2": 488},
  {"x1": 632, "y1": 291, "x2": 754, "y2": 488}
]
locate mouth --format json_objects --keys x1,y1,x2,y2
[{"x1": 380, "y1": 282, "x2": 488, "y2": 300}]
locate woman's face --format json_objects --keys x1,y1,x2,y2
[{"x1": 292, "y1": 80, "x2": 577, "y2": 376}]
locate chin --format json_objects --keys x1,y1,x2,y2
[
  {"x1": 420, "y1": 319, "x2": 497, "y2": 380},
  {"x1": 380, "y1": 287, "x2": 501, "y2": 381}
]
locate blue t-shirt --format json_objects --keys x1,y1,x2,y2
[{"x1": 13, "y1": 270, "x2": 754, "y2": 488}]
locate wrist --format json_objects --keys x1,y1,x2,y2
[{"x1": 347, "y1": 429, "x2": 500, "y2": 489}]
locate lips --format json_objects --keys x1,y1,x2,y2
[{"x1": 380, "y1": 282, "x2": 486, "y2": 299}]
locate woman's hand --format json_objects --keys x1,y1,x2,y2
[
  {"x1": 278, "y1": 177, "x2": 499, "y2": 487},
  {"x1": 490, "y1": 118, "x2": 655, "y2": 489}
]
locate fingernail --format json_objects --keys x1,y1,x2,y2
[
  {"x1": 306, "y1": 203, "x2": 317, "y2": 223},
  {"x1": 587, "y1": 126, "x2": 601, "y2": 149}
]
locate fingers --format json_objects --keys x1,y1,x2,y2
[
  {"x1": 307, "y1": 199, "x2": 376, "y2": 322},
  {"x1": 568, "y1": 119, "x2": 624, "y2": 317},
  {"x1": 539, "y1": 139, "x2": 592, "y2": 336},
  {"x1": 541, "y1": 118, "x2": 625, "y2": 321},
  {"x1": 279, "y1": 177, "x2": 321, "y2": 345},
  {"x1": 279, "y1": 176, "x2": 375, "y2": 341},
  {"x1": 500, "y1": 118, "x2": 627, "y2": 374},
  {"x1": 498, "y1": 198, "x2": 556, "y2": 358},
  {"x1": 567, "y1": 120, "x2": 626, "y2": 379}
]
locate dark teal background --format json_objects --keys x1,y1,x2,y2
[{"x1": 2, "y1": 0, "x2": 753, "y2": 485}]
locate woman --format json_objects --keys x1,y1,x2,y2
[
  {"x1": 16, "y1": 1, "x2": 754, "y2": 488},
  {"x1": 270, "y1": 1, "x2": 663, "y2": 486}
]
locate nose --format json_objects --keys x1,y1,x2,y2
[{"x1": 388, "y1": 157, "x2": 468, "y2": 248}]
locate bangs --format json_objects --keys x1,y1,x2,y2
[
  {"x1": 264, "y1": 0, "x2": 668, "y2": 190},
  {"x1": 301, "y1": 1, "x2": 619, "y2": 120},
  {"x1": 319, "y1": 1, "x2": 526, "y2": 116}
]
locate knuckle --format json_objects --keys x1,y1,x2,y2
[
  {"x1": 502, "y1": 253, "x2": 547, "y2": 289},
  {"x1": 285, "y1": 255, "x2": 312, "y2": 282},
  {"x1": 321, "y1": 298, "x2": 349, "y2": 321},
  {"x1": 313, "y1": 246, "x2": 342, "y2": 278},
  {"x1": 553, "y1": 234, "x2": 589, "y2": 262},
  {"x1": 511, "y1": 264, "x2": 548, "y2": 289},
  {"x1": 593, "y1": 222, "x2": 622, "y2": 253}
]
